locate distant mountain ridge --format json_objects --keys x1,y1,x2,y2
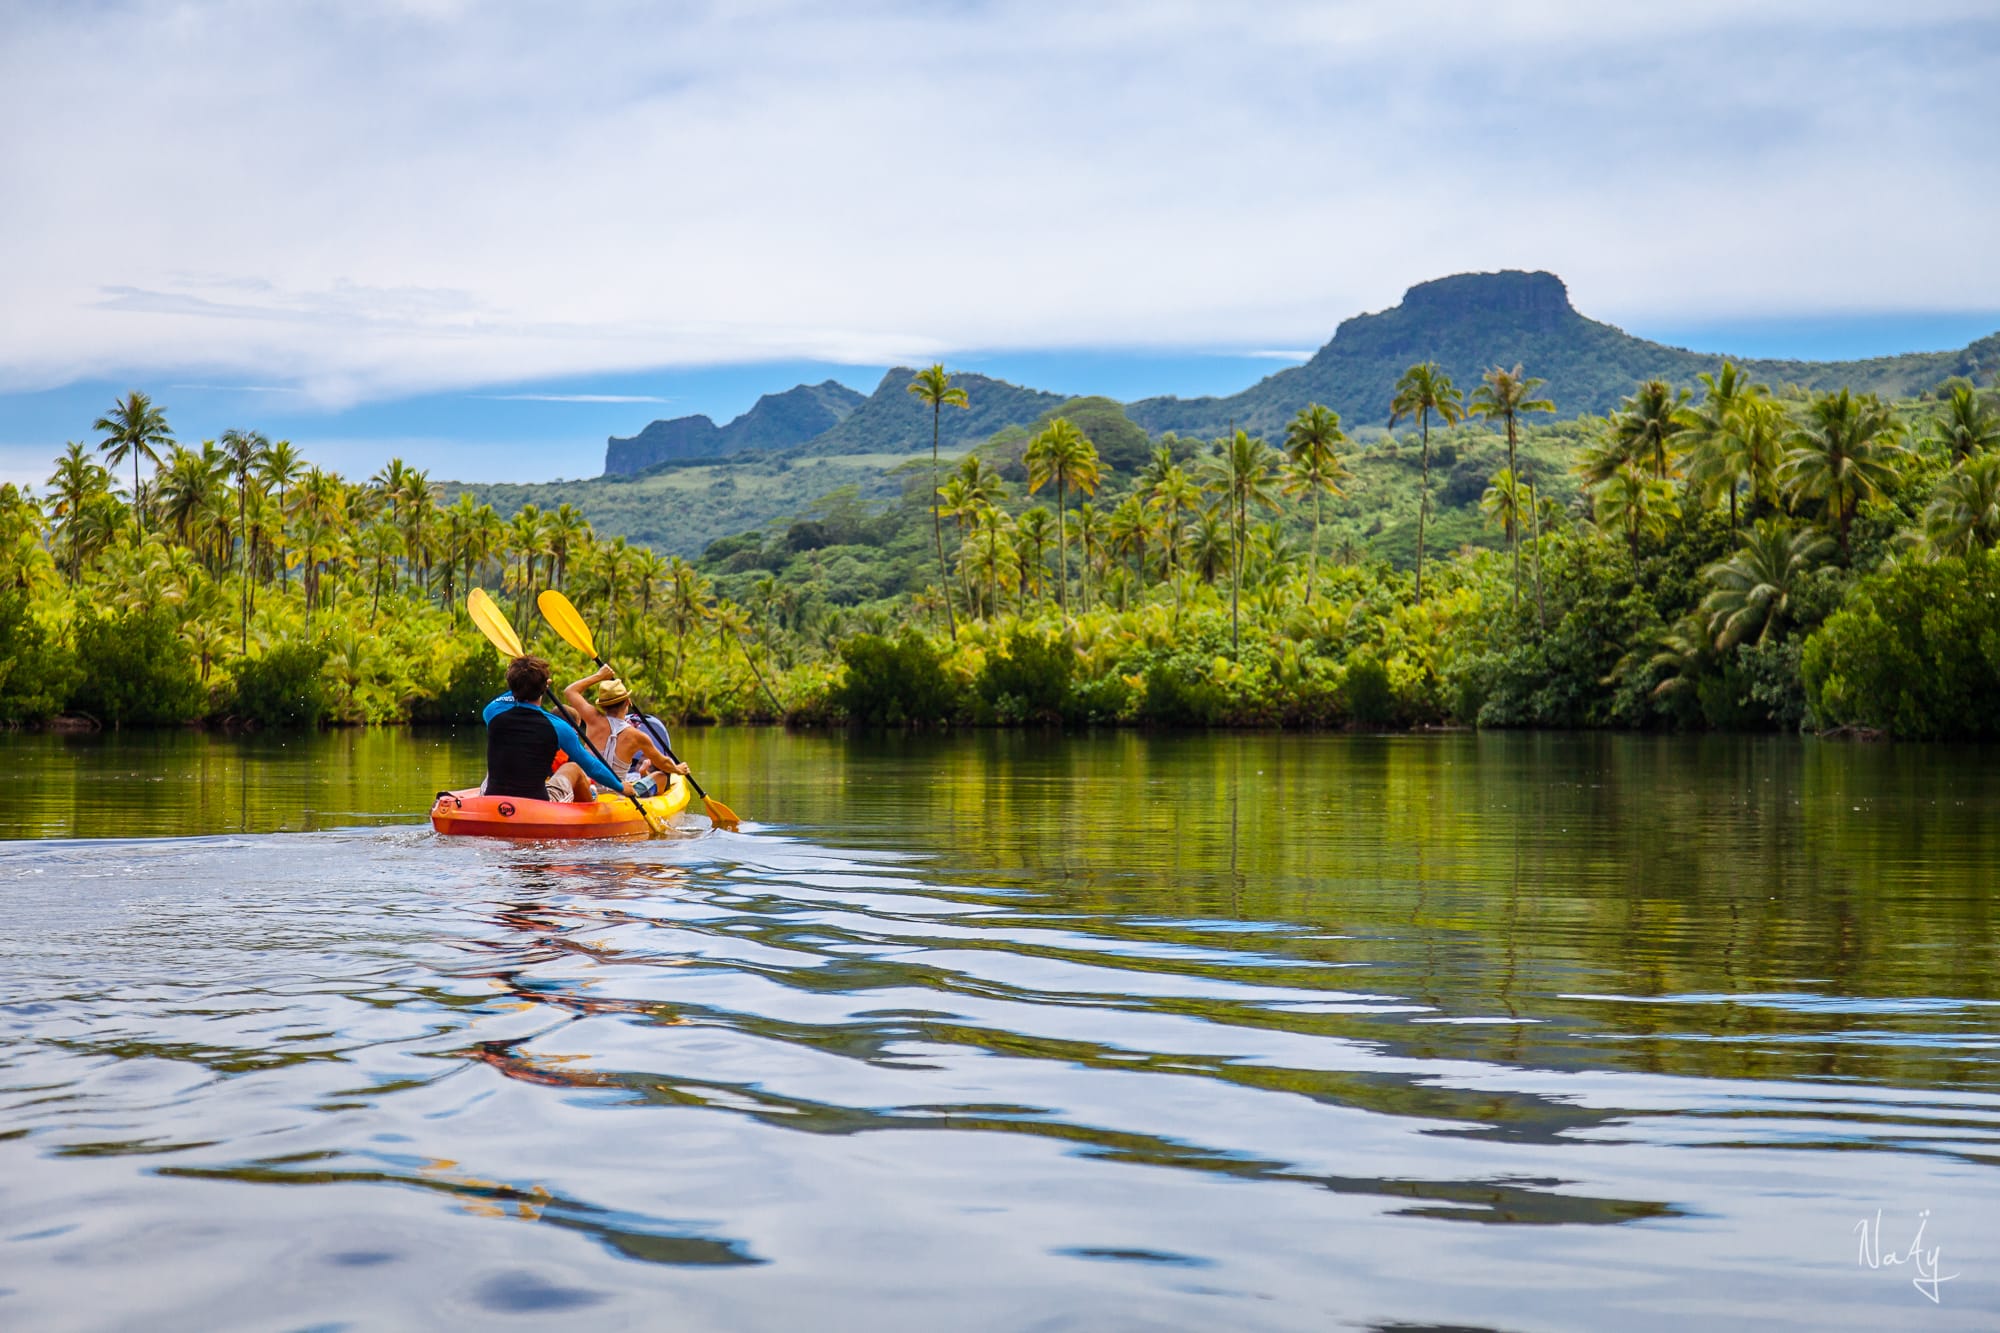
[
  {"x1": 603, "y1": 379, "x2": 865, "y2": 474},
  {"x1": 1127, "y1": 270, "x2": 2000, "y2": 437},
  {"x1": 791, "y1": 368, "x2": 1068, "y2": 457},
  {"x1": 593, "y1": 270, "x2": 2000, "y2": 482}
]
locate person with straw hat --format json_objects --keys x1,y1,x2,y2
[{"x1": 562, "y1": 664, "x2": 689, "y2": 797}]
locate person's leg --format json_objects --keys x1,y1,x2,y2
[{"x1": 553, "y1": 761, "x2": 597, "y2": 803}]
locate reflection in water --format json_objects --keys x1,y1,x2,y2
[{"x1": 2, "y1": 730, "x2": 1999, "y2": 1328}]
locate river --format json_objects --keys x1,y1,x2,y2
[{"x1": 2, "y1": 728, "x2": 1997, "y2": 1329}]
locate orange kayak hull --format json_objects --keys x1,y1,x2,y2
[{"x1": 429, "y1": 776, "x2": 691, "y2": 839}]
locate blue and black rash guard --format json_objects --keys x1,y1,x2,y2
[{"x1": 481, "y1": 693, "x2": 624, "y2": 800}]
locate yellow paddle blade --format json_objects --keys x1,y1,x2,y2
[
  {"x1": 467, "y1": 588, "x2": 523, "y2": 659},
  {"x1": 537, "y1": 589, "x2": 598, "y2": 661},
  {"x1": 702, "y1": 795, "x2": 741, "y2": 831}
]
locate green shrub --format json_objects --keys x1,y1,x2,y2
[
  {"x1": 67, "y1": 607, "x2": 202, "y2": 728},
  {"x1": 833, "y1": 631, "x2": 960, "y2": 725},
  {"x1": 975, "y1": 631, "x2": 1074, "y2": 723},
  {"x1": 1137, "y1": 658, "x2": 1221, "y2": 726},
  {"x1": 228, "y1": 641, "x2": 330, "y2": 730},
  {"x1": 411, "y1": 646, "x2": 506, "y2": 724},
  {"x1": 1802, "y1": 550, "x2": 2000, "y2": 739},
  {"x1": 1343, "y1": 656, "x2": 1396, "y2": 725},
  {"x1": 0, "y1": 589, "x2": 74, "y2": 724}
]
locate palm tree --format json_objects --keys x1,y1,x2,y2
[
  {"x1": 505, "y1": 504, "x2": 545, "y2": 621},
  {"x1": 1023, "y1": 416, "x2": 1101, "y2": 624},
  {"x1": 1922, "y1": 452, "x2": 2000, "y2": 558},
  {"x1": 1593, "y1": 461, "x2": 1680, "y2": 565},
  {"x1": 1014, "y1": 506, "x2": 1056, "y2": 608},
  {"x1": 1281, "y1": 403, "x2": 1352, "y2": 595},
  {"x1": 256, "y1": 439, "x2": 303, "y2": 590},
  {"x1": 1778, "y1": 388, "x2": 1908, "y2": 558},
  {"x1": 1469, "y1": 366, "x2": 1555, "y2": 609},
  {"x1": 1206, "y1": 429, "x2": 1280, "y2": 653},
  {"x1": 1698, "y1": 519, "x2": 1834, "y2": 648},
  {"x1": 1106, "y1": 495, "x2": 1149, "y2": 607},
  {"x1": 1613, "y1": 379, "x2": 1692, "y2": 481},
  {"x1": 907, "y1": 364, "x2": 968, "y2": 639},
  {"x1": 1930, "y1": 382, "x2": 2000, "y2": 462},
  {"x1": 1681, "y1": 364, "x2": 1761, "y2": 523},
  {"x1": 1388, "y1": 363, "x2": 1464, "y2": 600},
  {"x1": 220, "y1": 429, "x2": 270, "y2": 652},
  {"x1": 47, "y1": 443, "x2": 115, "y2": 581},
  {"x1": 970, "y1": 505, "x2": 1018, "y2": 617},
  {"x1": 1071, "y1": 502, "x2": 1106, "y2": 614},
  {"x1": 547, "y1": 502, "x2": 588, "y2": 589},
  {"x1": 156, "y1": 443, "x2": 225, "y2": 551},
  {"x1": 1189, "y1": 507, "x2": 1230, "y2": 584},
  {"x1": 94, "y1": 391, "x2": 174, "y2": 532},
  {"x1": 1479, "y1": 469, "x2": 1527, "y2": 552}
]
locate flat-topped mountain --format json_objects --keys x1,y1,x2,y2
[
  {"x1": 604, "y1": 379, "x2": 866, "y2": 474},
  {"x1": 1128, "y1": 270, "x2": 2000, "y2": 437}
]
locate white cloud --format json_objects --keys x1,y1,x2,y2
[{"x1": 1, "y1": 0, "x2": 1995, "y2": 406}]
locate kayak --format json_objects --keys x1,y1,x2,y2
[{"x1": 430, "y1": 774, "x2": 692, "y2": 839}]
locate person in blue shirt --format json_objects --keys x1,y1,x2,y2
[{"x1": 482, "y1": 655, "x2": 629, "y2": 804}]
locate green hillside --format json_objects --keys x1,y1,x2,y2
[{"x1": 794, "y1": 367, "x2": 1067, "y2": 456}]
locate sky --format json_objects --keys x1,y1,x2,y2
[{"x1": 3, "y1": 0, "x2": 1998, "y2": 486}]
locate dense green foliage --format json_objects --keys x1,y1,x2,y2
[
  {"x1": 229, "y1": 641, "x2": 330, "y2": 730},
  {"x1": 1803, "y1": 550, "x2": 2000, "y2": 739},
  {"x1": 9, "y1": 352, "x2": 1999, "y2": 739}
]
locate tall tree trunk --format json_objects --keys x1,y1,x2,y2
[
  {"x1": 1528, "y1": 480, "x2": 1546, "y2": 632},
  {"x1": 1056, "y1": 474, "x2": 1069, "y2": 624},
  {"x1": 1505, "y1": 414, "x2": 1520, "y2": 613},
  {"x1": 1415, "y1": 412, "x2": 1430, "y2": 601},
  {"x1": 930, "y1": 403, "x2": 956, "y2": 641}
]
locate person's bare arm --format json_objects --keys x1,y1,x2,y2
[
  {"x1": 619, "y1": 726, "x2": 690, "y2": 776},
  {"x1": 561, "y1": 666, "x2": 615, "y2": 748}
]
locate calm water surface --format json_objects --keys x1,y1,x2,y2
[{"x1": 2, "y1": 729, "x2": 1998, "y2": 1330}]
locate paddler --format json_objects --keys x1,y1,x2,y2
[
  {"x1": 483, "y1": 655, "x2": 631, "y2": 803},
  {"x1": 561, "y1": 664, "x2": 689, "y2": 797}
]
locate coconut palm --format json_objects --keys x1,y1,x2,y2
[
  {"x1": 1388, "y1": 363, "x2": 1464, "y2": 600},
  {"x1": 1614, "y1": 379, "x2": 1692, "y2": 481},
  {"x1": 1469, "y1": 365, "x2": 1555, "y2": 608},
  {"x1": 907, "y1": 364, "x2": 968, "y2": 639},
  {"x1": 543, "y1": 502, "x2": 585, "y2": 590},
  {"x1": 1592, "y1": 461, "x2": 1680, "y2": 564},
  {"x1": 1479, "y1": 469, "x2": 1527, "y2": 549},
  {"x1": 1189, "y1": 507, "x2": 1230, "y2": 585},
  {"x1": 1930, "y1": 382, "x2": 2000, "y2": 462},
  {"x1": 1697, "y1": 519, "x2": 1834, "y2": 649},
  {"x1": 220, "y1": 429, "x2": 270, "y2": 651},
  {"x1": 1024, "y1": 416, "x2": 1101, "y2": 623},
  {"x1": 1105, "y1": 495, "x2": 1148, "y2": 609},
  {"x1": 968, "y1": 504, "x2": 1018, "y2": 617},
  {"x1": 47, "y1": 443, "x2": 115, "y2": 581},
  {"x1": 1682, "y1": 364, "x2": 1763, "y2": 521},
  {"x1": 1071, "y1": 502, "x2": 1106, "y2": 614},
  {"x1": 1922, "y1": 452, "x2": 2000, "y2": 558},
  {"x1": 1778, "y1": 388, "x2": 1908, "y2": 558},
  {"x1": 1014, "y1": 506, "x2": 1056, "y2": 608},
  {"x1": 93, "y1": 391, "x2": 174, "y2": 532},
  {"x1": 1206, "y1": 429, "x2": 1281, "y2": 653},
  {"x1": 1281, "y1": 403, "x2": 1352, "y2": 594},
  {"x1": 255, "y1": 440, "x2": 303, "y2": 590}
]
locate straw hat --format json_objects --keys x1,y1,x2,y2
[{"x1": 594, "y1": 677, "x2": 631, "y2": 707}]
